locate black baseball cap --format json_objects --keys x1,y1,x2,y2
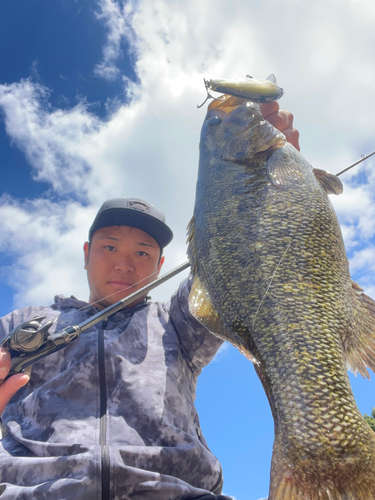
[{"x1": 89, "y1": 198, "x2": 173, "y2": 249}]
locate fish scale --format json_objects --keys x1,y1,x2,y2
[{"x1": 188, "y1": 96, "x2": 375, "y2": 499}]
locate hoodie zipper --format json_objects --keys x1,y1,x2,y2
[
  {"x1": 98, "y1": 318, "x2": 110, "y2": 500},
  {"x1": 97, "y1": 302, "x2": 149, "y2": 500}
]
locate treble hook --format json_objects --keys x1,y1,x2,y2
[{"x1": 197, "y1": 78, "x2": 226, "y2": 108}]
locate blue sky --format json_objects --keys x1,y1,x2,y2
[{"x1": 0, "y1": 1, "x2": 375, "y2": 499}]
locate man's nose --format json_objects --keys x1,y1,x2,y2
[{"x1": 114, "y1": 255, "x2": 135, "y2": 273}]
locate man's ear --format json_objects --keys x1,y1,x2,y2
[
  {"x1": 156, "y1": 256, "x2": 165, "y2": 276},
  {"x1": 83, "y1": 242, "x2": 90, "y2": 269}
]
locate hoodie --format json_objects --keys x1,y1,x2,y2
[{"x1": 0, "y1": 279, "x2": 224, "y2": 500}]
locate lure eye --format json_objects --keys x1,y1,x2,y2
[{"x1": 208, "y1": 116, "x2": 222, "y2": 127}]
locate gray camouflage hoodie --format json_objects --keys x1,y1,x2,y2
[{"x1": 0, "y1": 278, "x2": 224, "y2": 500}]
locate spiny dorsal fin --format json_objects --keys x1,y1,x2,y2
[
  {"x1": 345, "y1": 280, "x2": 375, "y2": 379},
  {"x1": 267, "y1": 74, "x2": 277, "y2": 84},
  {"x1": 188, "y1": 275, "x2": 258, "y2": 364},
  {"x1": 313, "y1": 168, "x2": 343, "y2": 195}
]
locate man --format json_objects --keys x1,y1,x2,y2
[{"x1": 0, "y1": 103, "x2": 299, "y2": 499}]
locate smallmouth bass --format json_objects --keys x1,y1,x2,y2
[{"x1": 188, "y1": 96, "x2": 375, "y2": 500}]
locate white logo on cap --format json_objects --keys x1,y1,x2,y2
[{"x1": 128, "y1": 200, "x2": 150, "y2": 213}]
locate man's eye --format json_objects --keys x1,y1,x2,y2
[
  {"x1": 104, "y1": 245, "x2": 116, "y2": 252},
  {"x1": 136, "y1": 251, "x2": 149, "y2": 257}
]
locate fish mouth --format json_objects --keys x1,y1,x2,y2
[
  {"x1": 208, "y1": 95, "x2": 286, "y2": 159},
  {"x1": 208, "y1": 94, "x2": 250, "y2": 113},
  {"x1": 207, "y1": 95, "x2": 263, "y2": 138}
]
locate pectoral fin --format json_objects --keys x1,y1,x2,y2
[
  {"x1": 267, "y1": 146, "x2": 310, "y2": 189},
  {"x1": 345, "y1": 280, "x2": 375, "y2": 379},
  {"x1": 188, "y1": 274, "x2": 258, "y2": 364},
  {"x1": 313, "y1": 168, "x2": 343, "y2": 195}
]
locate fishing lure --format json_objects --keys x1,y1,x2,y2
[{"x1": 197, "y1": 74, "x2": 284, "y2": 108}]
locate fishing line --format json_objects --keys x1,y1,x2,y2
[
  {"x1": 37, "y1": 144, "x2": 374, "y2": 327},
  {"x1": 88, "y1": 255, "x2": 189, "y2": 306},
  {"x1": 251, "y1": 148, "x2": 375, "y2": 328},
  {"x1": 252, "y1": 239, "x2": 293, "y2": 330},
  {"x1": 37, "y1": 149, "x2": 375, "y2": 325},
  {"x1": 56, "y1": 254, "x2": 191, "y2": 322},
  {"x1": 336, "y1": 150, "x2": 375, "y2": 177}
]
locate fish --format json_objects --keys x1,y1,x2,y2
[
  {"x1": 197, "y1": 74, "x2": 284, "y2": 108},
  {"x1": 187, "y1": 95, "x2": 375, "y2": 500}
]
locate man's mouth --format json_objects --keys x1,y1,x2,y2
[{"x1": 108, "y1": 281, "x2": 135, "y2": 290}]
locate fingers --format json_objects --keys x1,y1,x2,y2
[
  {"x1": 0, "y1": 347, "x2": 29, "y2": 416},
  {"x1": 260, "y1": 102, "x2": 301, "y2": 151},
  {"x1": 283, "y1": 127, "x2": 300, "y2": 151},
  {"x1": 266, "y1": 109, "x2": 294, "y2": 132},
  {"x1": 0, "y1": 347, "x2": 11, "y2": 382},
  {"x1": 0, "y1": 374, "x2": 29, "y2": 416},
  {"x1": 259, "y1": 101, "x2": 279, "y2": 119}
]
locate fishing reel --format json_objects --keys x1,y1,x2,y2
[
  {"x1": 1, "y1": 316, "x2": 80, "y2": 379},
  {"x1": 2, "y1": 316, "x2": 53, "y2": 355}
]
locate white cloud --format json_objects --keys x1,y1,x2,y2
[
  {"x1": 349, "y1": 0, "x2": 375, "y2": 18},
  {"x1": 348, "y1": 245, "x2": 375, "y2": 297},
  {"x1": 212, "y1": 342, "x2": 230, "y2": 363},
  {"x1": 0, "y1": 196, "x2": 94, "y2": 307},
  {"x1": 94, "y1": 0, "x2": 135, "y2": 81},
  {"x1": 0, "y1": 79, "x2": 100, "y2": 198},
  {"x1": 0, "y1": 0, "x2": 375, "y2": 312},
  {"x1": 331, "y1": 181, "x2": 375, "y2": 240}
]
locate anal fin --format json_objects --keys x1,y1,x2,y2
[
  {"x1": 188, "y1": 274, "x2": 258, "y2": 364},
  {"x1": 345, "y1": 280, "x2": 375, "y2": 379}
]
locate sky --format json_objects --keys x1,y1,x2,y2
[{"x1": 0, "y1": 0, "x2": 374, "y2": 499}]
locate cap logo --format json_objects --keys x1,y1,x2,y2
[{"x1": 128, "y1": 200, "x2": 150, "y2": 213}]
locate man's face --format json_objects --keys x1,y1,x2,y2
[{"x1": 84, "y1": 225, "x2": 164, "y2": 309}]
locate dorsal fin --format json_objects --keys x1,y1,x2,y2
[{"x1": 267, "y1": 74, "x2": 277, "y2": 84}]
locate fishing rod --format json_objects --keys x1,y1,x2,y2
[
  {"x1": 3, "y1": 260, "x2": 191, "y2": 378},
  {"x1": 5, "y1": 148, "x2": 373, "y2": 378},
  {"x1": 336, "y1": 150, "x2": 375, "y2": 177}
]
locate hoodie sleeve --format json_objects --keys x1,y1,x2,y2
[{"x1": 168, "y1": 275, "x2": 224, "y2": 374}]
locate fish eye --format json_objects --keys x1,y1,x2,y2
[{"x1": 208, "y1": 116, "x2": 222, "y2": 127}]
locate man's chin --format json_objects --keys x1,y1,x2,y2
[{"x1": 95, "y1": 291, "x2": 146, "y2": 310}]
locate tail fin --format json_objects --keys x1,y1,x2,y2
[
  {"x1": 269, "y1": 434, "x2": 375, "y2": 500},
  {"x1": 271, "y1": 475, "x2": 375, "y2": 500}
]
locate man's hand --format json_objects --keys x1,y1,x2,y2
[
  {"x1": 260, "y1": 102, "x2": 300, "y2": 151},
  {"x1": 0, "y1": 347, "x2": 29, "y2": 416}
]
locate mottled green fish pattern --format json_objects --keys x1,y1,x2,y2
[{"x1": 188, "y1": 96, "x2": 375, "y2": 500}]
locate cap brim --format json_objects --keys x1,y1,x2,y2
[{"x1": 89, "y1": 208, "x2": 173, "y2": 249}]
